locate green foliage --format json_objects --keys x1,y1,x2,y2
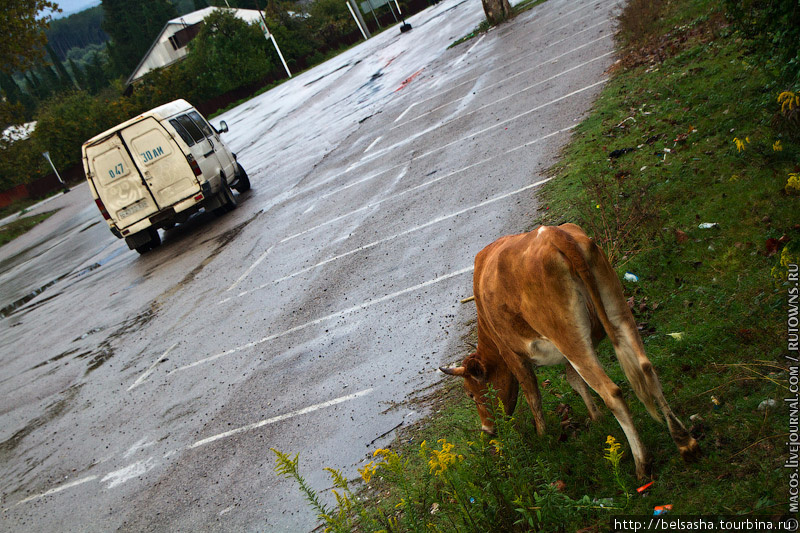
[
  {"x1": 723, "y1": 0, "x2": 800, "y2": 84},
  {"x1": 272, "y1": 448, "x2": 383, "y2": 533},
  {"x1": 184, "y1": 9, "x2": 275, "y2": 97},
  {"x1": 32, "y1": 90, "x2": 131, "y2": 171},
  {"x1": 102, "y1": 0, "x2": 178, "y2": 77},
  {"x1": 308, "y1": 0, "x2": 353, "y2": 48},
  {"x1": 277, "y1": 388, "x2": 623, "y2": 532},
  {"x1": 45, "y1": 5, "x2": 108, "y2": 61},
  {"x1": 0, "y1": 0, "x2": 60, "y2": 73}
]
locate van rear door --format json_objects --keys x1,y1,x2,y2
[
  {"x1": 85, "y1": 134, "x2": 159, "y2": 229},
  {"x1": 119, "y1": 117, "x2": 200, "y2": 209}
]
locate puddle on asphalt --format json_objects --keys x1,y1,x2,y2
[
  {"x1": 30, "y1": 348, "x2": 85, "y2": 370},
  {"x1": 79, "y1": 309, "x2": 155, "y2": 376},
  {"x1": 1, "y1": 246, "x2": 128, "y2": 319},
  {"x1": 0, "y1": 274, "x2": 70, "y2": 319}
]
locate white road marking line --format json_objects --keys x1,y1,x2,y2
[
  {"x1": 15, "y1": 475, "x2": 98, "y2": 506},
  {"x1": 393, "y1": 102, "x2": 417, "y2": 123},
  {"x1": 10, "y1": 387, "x2": 375, "y2": 506},
  {"x1": 394, "y1": 46, "x2": 613, "y2": 130},
  {"x1": 123, "y1": 437, "x2": 156, "y2": 459},
  {"x1": 326, "y1": 74, "x2": 598, "y2": 200},
  {"x1": 128, "y1": 343, "x2": 179, "y2": 391},
  {"x1": 270, "y1": 177, "x2": 553, "y2": 286},
  {"x1": 102, "y1": 458, "x2": 158, "y2": 489},
  {"x1": 321, "y1": 162, "x2": 408, "y2": 199},
  {"x1": 223, "y1": 126, "x2": 574, "y2": 296},
  {"x1": 183, "y1": 267, "x2": 474, "y2": 373},
  {"x1": 364, "y1": 135, "x2": 383, "y2": 153},
  {"x1": 380, "y1": 79, "x2": 607, "y2": 172},
  {"x1": 453, "y1": 34, "x2": 486, "y2": 68},
  {"x1": 395, "y1": 18, "x2": 611, "y2": 126},
  {"x1": 225, "y1": 244, "x2": 276, "y2": 292},
  {"x1": 189, "y1": 388, "x2": 375, "y2": 449}
]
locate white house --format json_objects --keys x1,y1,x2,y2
[{"x1": 126, "y1": 7, "x2": 266, "y2": 86}]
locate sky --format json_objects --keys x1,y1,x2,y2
[{"x1": 49, "y1": 0, "x2": 102, "y2": 18}]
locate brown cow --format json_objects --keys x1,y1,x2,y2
[{"x1": 441, "y1": 224, "x2": 699, "y2": 478}]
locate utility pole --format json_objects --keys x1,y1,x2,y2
[
  {"x1": 347, "y1": 0, "x2": 371, "y2": 38},
  {"x1": 255, "y1": 1, "x2": 292, "y2": 78},
  {"x1": 42, "y1": 151, "x2": 69, "y2": 193}
]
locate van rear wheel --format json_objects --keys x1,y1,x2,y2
[
  {"x1": 234, "y1": 163, "x2": 250, "y2": 192},
  {"x1": 132, "y1": 228, "x2": 161, "y2": 254},
  {"x1": 213, "y1": 175, "x2": 237, "y2": 216}
]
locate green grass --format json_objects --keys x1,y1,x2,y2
[
  {"x1": 0, "y1": 197, "x2": 48, "y2": 220},
  {"x1": 276, "y1": 0, "x2": 796, "y2": 529},
  {"x1": 0, "y1": 211, "x2": 56, "y2": 247}
]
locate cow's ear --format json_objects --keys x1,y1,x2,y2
[
  {"x1": 439, "y1": 366, "x2": 466, "y2": 377},
  {"x1": 464, "y1": 357, "x2": 487, "y2": 384}
]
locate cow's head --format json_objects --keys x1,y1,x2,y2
[{"x1": 440, "y1": 352, "x2": 519, "y2": 435}]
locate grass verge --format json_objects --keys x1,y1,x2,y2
[
  {"x1": 275, "y1": 0, "x2": 797, "y2": 530},
  {"x1": 0, "y1": 211, "x2": 56, "y2": 248}
]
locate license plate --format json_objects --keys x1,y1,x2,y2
[{"x1": 118, "y1": 200, "x2": 148, "y2": 219}]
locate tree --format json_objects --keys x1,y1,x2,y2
[
  {"x1": 184, "y1": 9, "x2": 274, "y2": 97},
  {"x1": 102, "y1": 0, "x2": 177, "y2": 77},
  {"x1": 482, "y1": 0, "x2": 512, "y2": 26},
  {"x1": 46, "y1": 42, "x2": 75, "y2": 90},
  {"x1": 1, "y1": 0, "x2": 60, "y2": 73}
]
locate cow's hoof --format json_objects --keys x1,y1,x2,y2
[
  {"x1": 679, "y1": 438, "x2": 702, "y2": 462},
  {"x1": 635, "y1": 453, "x2": 653, "y2": 480}
]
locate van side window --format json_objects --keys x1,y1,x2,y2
[
  {"x1": 174, "y1": 114, "x2": 205, "y2": 144},
  {"x1": 188, "y1": 111, "x2": 214, "y2": 138},
  {"x1": 169, "y1": 118, "x2": 195, "y2": 147}
]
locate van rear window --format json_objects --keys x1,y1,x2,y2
[{"x1": 173, "y1": 114, "x2": 205, "y2": 145}]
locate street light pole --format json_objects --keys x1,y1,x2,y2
[{"x1": 42, "y1": 151, "x2": 69, "y2": 193}]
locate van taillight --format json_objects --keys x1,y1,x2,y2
[
  {"x1": 95, "y1": 198, "x2": 111, "y2": 220},
  {"x1": 187, "y1": 155, "x2": 202, "y2": 176}
]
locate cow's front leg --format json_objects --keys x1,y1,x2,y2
[
  {"x1": 565, "y1": 361, "x2": 602, "y2": 421},
  {"x1": 506, "y1": 353, "x2": 546, "y2": 435}
]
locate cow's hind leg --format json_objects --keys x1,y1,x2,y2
[
  {"x1": 565, "y1": 362, "x2": 602, "y2": 421},
  {"x1": 612, "y1": 326, "x2": 701, "y2": 461},
  {"x1": 590, "y1": 252, "x2": 701, "y2": 461},
  {"x1": 550, "y1": 334, "x2": 652, "y2": 479}
]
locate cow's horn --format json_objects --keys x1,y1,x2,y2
[{"x1": 439, "y1": 366, "x2": 466, "y2": 377}]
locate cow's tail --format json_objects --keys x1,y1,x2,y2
[{"x1": 547, "y1": 226, "x2": 662, "y2": 422}]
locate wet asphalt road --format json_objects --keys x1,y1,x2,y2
[{"x1": 0, "y1": 0, "x2": 619, "y2": 530}]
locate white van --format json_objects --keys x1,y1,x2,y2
[{"x1": 82, "y1": 99, "x2": 249, "y2": 254}]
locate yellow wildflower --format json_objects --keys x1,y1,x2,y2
[
  {"x1": 604, "y1": 435, "x2": 623, "y2": 461},
  {"x1": 786, "y1": 173, "x2": 800, "y2": 194},
  {"x1": 373, "y1": 448, "x2": 391, "y2": 458},
  {"x1": 427, "y1": 439, "x2": 463, "y2": 475},
  {"x1": 359, "y1": 461, "x2": 377, "y2": 483},
  {"x1": 732, "y1": 137, "x2": 748, "y2": 152},
  {"x1": 773, "y1": 140, "x2": 783, "y2": 152},
  {"x1": 778, "y1": 91, "x2": 800, "y2": 113},
  {"x1": 489, "y1": 439, "x2": 503, "y2": 455}
]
